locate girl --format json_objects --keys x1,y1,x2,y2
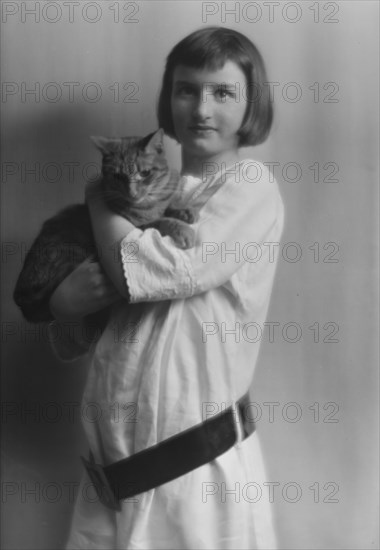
[{"x1": 50, "y1": 27, "x2": 284, "y2": 550}]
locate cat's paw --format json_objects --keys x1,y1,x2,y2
[
  {"x1": 172, "y1": 226, "x2": 196, "y2": 249},
  {"x1": 165, "y1": 208, "x2": 197, "y2": 224},
  {"x1": 182, "y1": 208, "x2": 197, "y2": 223}
]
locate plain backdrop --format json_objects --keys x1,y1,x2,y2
[{"x1": 1, "y1": 1, "x2": 379, "y2": 548}]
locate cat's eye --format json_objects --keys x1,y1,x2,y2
[{"x1": 140, "y1": 169, "x2": 151, "y2": 177}]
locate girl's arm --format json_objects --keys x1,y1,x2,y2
[
  {"x1": 85, "y1": 163, "x2": 284, "y2": 305},
  {"x1": 85, "y1": 182, "x2": 135, "y2": 299}
]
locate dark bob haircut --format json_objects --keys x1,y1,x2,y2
[{"x1": 157, "y1": 27, "x2": 273, "y2": 147}]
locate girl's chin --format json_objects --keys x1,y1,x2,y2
[{"x1": 183, "y1": 137, "x2": 219, "y2": 155}]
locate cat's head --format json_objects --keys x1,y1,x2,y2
[{"x1": 91, "y1": 129, "x2": 175, "y2": 217}]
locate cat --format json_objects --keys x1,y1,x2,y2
[{"x1": 13, "y1": 129, "x2": 197, "y2": 338}]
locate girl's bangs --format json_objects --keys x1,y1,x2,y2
[{"x1": 170, "y1": 32, "x2": 250, "y2": 72}]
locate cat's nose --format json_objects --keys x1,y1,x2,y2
[{"x1": 129, "y1": 181, "x2": 139, "y2": 198}]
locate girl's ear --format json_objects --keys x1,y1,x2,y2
[
  {"x1": 145, "y1": 128, "x2": 165, "y2": 153},
  {"x1": 90, "y1": 136, "x2": 120, "y2": 155}
]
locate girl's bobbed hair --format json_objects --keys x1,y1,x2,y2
[{"x1": 157, "y1": 26, "x2": 273, "y2": 147}]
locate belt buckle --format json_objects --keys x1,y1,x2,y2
[{"x1": 81, "y1": 452, "x2": 121, "y2": 511}]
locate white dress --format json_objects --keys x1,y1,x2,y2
[{"x1": 64, "y1": 159, "x2": 285, "y2": 550}]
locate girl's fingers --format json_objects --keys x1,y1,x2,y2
[{"x1": 76, "y1": 257, "x2": 122, "y2": 301}]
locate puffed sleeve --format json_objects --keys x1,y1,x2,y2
[{"x1": 120, "y1": 161, "x2": 284, "y2": 303}]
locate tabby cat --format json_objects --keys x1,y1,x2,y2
[{"x1": 13, "y1": 129, "x2": 196, "y2": 333}]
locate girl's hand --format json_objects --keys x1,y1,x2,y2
[{"x1": 49, "y1": 258, "x2": 122, "y2": 322}]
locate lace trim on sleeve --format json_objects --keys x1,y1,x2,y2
[{"x1": 120, "y1": 228, "x2": 196, "y2": 303}]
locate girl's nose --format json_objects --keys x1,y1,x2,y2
[{"x1": 193, "y1": 88, "x2": 213, "y2": 119}]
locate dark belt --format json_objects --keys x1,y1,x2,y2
[{"x1": 81, "y1": 392, "x2": 255, "y2": 511}]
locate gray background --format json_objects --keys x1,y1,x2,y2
[{"x1": 1, "y1": 1, "x2": 379, "y2": 548}]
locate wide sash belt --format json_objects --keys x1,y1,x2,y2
[{"x1": 81, "y1": 391, "x2": 255, "y2": 511}]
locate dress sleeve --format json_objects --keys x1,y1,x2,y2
[{"x1": 120, "y1": 161, "x2": 284, "y2": 303}]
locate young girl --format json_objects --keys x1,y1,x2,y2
[{"x1": 50, "y1": 27, "x2": 284, "y2": 550}]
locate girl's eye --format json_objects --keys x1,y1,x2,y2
[
  {"x1": 176, "y1": 85, "x2": 196, "y2": 96},
  {"x1": 215, "y1": 88, "x2": 234, "y2": 100}
]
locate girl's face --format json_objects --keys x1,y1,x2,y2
[{"x1": 170, "y1": 61, "x2": 248, "y2": 161}]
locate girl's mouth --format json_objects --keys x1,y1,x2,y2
[{"x1": 189, "y1": 126, "x2": 216, "y2": 134}]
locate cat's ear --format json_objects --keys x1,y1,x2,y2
[
  {"x1": 145, "y1": 129, "x2": 165, "y2": 154},
  {"x1": 90, "y1": 136, "x2": 120, "y2": 155}
]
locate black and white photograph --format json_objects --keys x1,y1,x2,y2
[{"x1": 1, "y1": 1, "x2": 379, "y2": 548}]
